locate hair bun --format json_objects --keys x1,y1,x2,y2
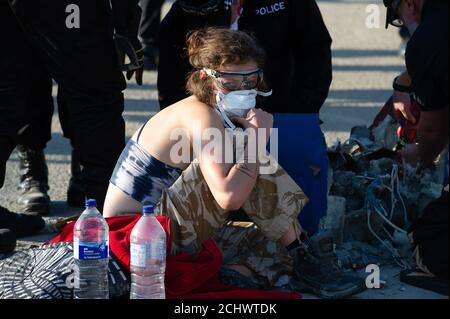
[{"x1": 186, "y1": 29, "x2": 208, "y2": 69}]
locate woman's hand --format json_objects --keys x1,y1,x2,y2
[{"x1": 232, "y1": 108, "x2": 274, "y2": 143}]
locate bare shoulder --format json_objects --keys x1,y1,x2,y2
[{"x1": 175, "y1": 96, "x2": 222, "y2": 127}]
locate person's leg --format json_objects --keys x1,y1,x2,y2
[
  {"x1": 157, "y1": 164, "x2": 298, "y2": 288},
  {"x1": 59, "y1": 87, "x2": 125, "y2": 211},
  {"x1": 15, "y1": 63, "x2": 54, "y2": 215},
  {"x1": 9, "y1": 0, "x2": 127, "y2": 211},
  {"x1": 0, "y1": 3, "x2": 48, "y2": 242},
  {"x1": 157, "y1": 162, "x2": 230, "y2": 255},
  {"x1": 139, "y1": 0, "x2": 165, "y2": 45},
  {"x1": 157, "y1": 4, "x2": 192, "y2": 109},
  {"x1": 158, "y1": 157, "x2": 366, "y2": 298},
  {"x1": 0, "y1": 1, "x2": 31, "y2": 188},
  {"x1": 272, "y1": 114, "x2": 329, "y2": 236},
  {"x1": 139, "y1": 0, "x2": 165, "y2": 70},
  {"x1": 216, "y1": 221, "x2": 293, "y2": 289},
  {"x1": 57, "y1": 90, "x2": 86, "y2": 208},
  {"x1": 157, "y1": 158, "x2": 309, "y2": 255},
  {"x1": 16, "y1": 64, "x2": 54, "y2": 153}
]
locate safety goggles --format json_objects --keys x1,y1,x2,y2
[
  {"x1": 204, "y1": 68, "x2": 264, "y2": 91},
  {"x1": 385, "y1": 0, "x2": 404, "y2": 29}
]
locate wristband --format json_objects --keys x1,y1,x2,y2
[{"x1": 393, "y1": 76, "x2": 413, "y2": 93}]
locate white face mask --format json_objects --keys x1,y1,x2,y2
[
  {"x1": 215, "y1": 89, "x2": 272, "y2": 130},
  {"x1": 216, "y1": 89, "x2": 272, "y2": 118},
  {"x1": 216, "y1": 89, "x2": 257, "y2": 118}
]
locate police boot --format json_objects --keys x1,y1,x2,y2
[
  {"x1": 16, "y1": 145, "x2": 50, "y2": 216},
  {"x1": 67, "y1": 149, "x2": 86, "y2": 208}
]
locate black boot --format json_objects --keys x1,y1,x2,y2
[
  {"x1": 16, "y1": 145, "x2": 50, "y2": 216},
  {"x1": 0, "y1": 206, "x2": 45, "y2": 238},
  {"x1": 67, "y1": 149, "x2": 86, "y2": 208},
  {"x1": 289, "y1": 231, "x2": 367, "y2": 299},
  {"x1": 0, "y1": 228, "x2": 16, "y2": 254}
]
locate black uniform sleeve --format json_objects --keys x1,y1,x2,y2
[
  {"x1": 289, "y1": 0, "x2": 332, "y2": 113},
  {"x1": 110, "y1": 0, "x2": 142, "y2": 48}
]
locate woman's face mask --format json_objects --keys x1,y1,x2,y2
[
  {"x1": 216, "y1": 89, "x2": 257, "y2": 118},
  {"x1": 216, "y1": 89, "x2": 272, "y2": 118}
]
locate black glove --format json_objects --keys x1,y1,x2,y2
[{"x1": 114, "y1": 34, "x2": 144, "y2": 86}]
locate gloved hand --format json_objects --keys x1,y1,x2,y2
[{"x1": 114, "y1": 34, "x2": 144, "y2": 86}]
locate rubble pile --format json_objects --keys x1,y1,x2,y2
[{"x1": 322, "y1": 117, "x2": 446, "y2": 270}]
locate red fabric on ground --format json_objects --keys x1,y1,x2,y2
[{"x1": 50, "y1": 215, "x2": 301, "y2": 299}]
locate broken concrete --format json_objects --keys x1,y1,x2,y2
[{"x1": 322, "y1": 122, "x2": 446, "y2": 272}]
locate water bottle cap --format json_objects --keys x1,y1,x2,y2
[
  {"x1": 143, "y1": 205, "x2": 154, "y2": 215},
  {"x1": 85, "y1": 199, "x2": 97, "y2": 208}
]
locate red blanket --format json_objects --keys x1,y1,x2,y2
[{"x1": 50, "y1": 215, "x2": 301, "y2": 299}]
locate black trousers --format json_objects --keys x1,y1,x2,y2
[
  {"x1": 1, "y1": 1, "x2": 126, "y2": 209},
  {"x1": 139, "y1": 0, "x2": 165, "y2": 47},
  {"x1": 15, "y1": 66, "x2": 54, "y2": 152}
]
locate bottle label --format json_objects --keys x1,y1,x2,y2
[
  {"x1": 74, "y1": 239, "x2": 109, "y2": 260},
  {"x1": 130, "y1": 241, "x2": 166, "y2": 268}
]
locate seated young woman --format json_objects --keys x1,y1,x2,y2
[
  {"x1": 103, "y1": 27, "x2": 300, "y2": 247},
  {"x1": 102, "y1": 27, "x2": 365, "y2": 297}
]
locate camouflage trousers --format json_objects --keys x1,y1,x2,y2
[{"x1": 156, "y1": 157, "x2": 309, "y2": 288}]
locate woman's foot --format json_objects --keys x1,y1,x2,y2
[{"x1": 288, "y1": 232, "x2": 367, "y2": 299}]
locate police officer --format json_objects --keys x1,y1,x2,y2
[
  {"x1": 383, "y1": 0, "x2": 449, "y2": 292},
  {"x1": 139, "y1": 0, "x2": 165, "y2": 70},
  {"x1": 384, "y1": 0, "x2": 449, "y2": 169},
  {"x1": 1, "y1": 0, "x2": 143, "y2": 224},
  {"x1": 157, "y1": 0, "x2": 333, "y2": 236}
]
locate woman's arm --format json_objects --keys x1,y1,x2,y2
[{"x1": 187, "y1": 107, "x2": 273, "y2": 211}]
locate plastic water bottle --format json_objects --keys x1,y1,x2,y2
[
  {"x1": 73, "y1": 199, "x2": 109, "y2": 299},
  {"x1": 130, "y1": 206, "x2": 166, "y2": 299}
]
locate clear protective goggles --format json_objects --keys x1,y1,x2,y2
[{"x1": 204, "y1": 68, "x2": 264, "y2": 92}]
